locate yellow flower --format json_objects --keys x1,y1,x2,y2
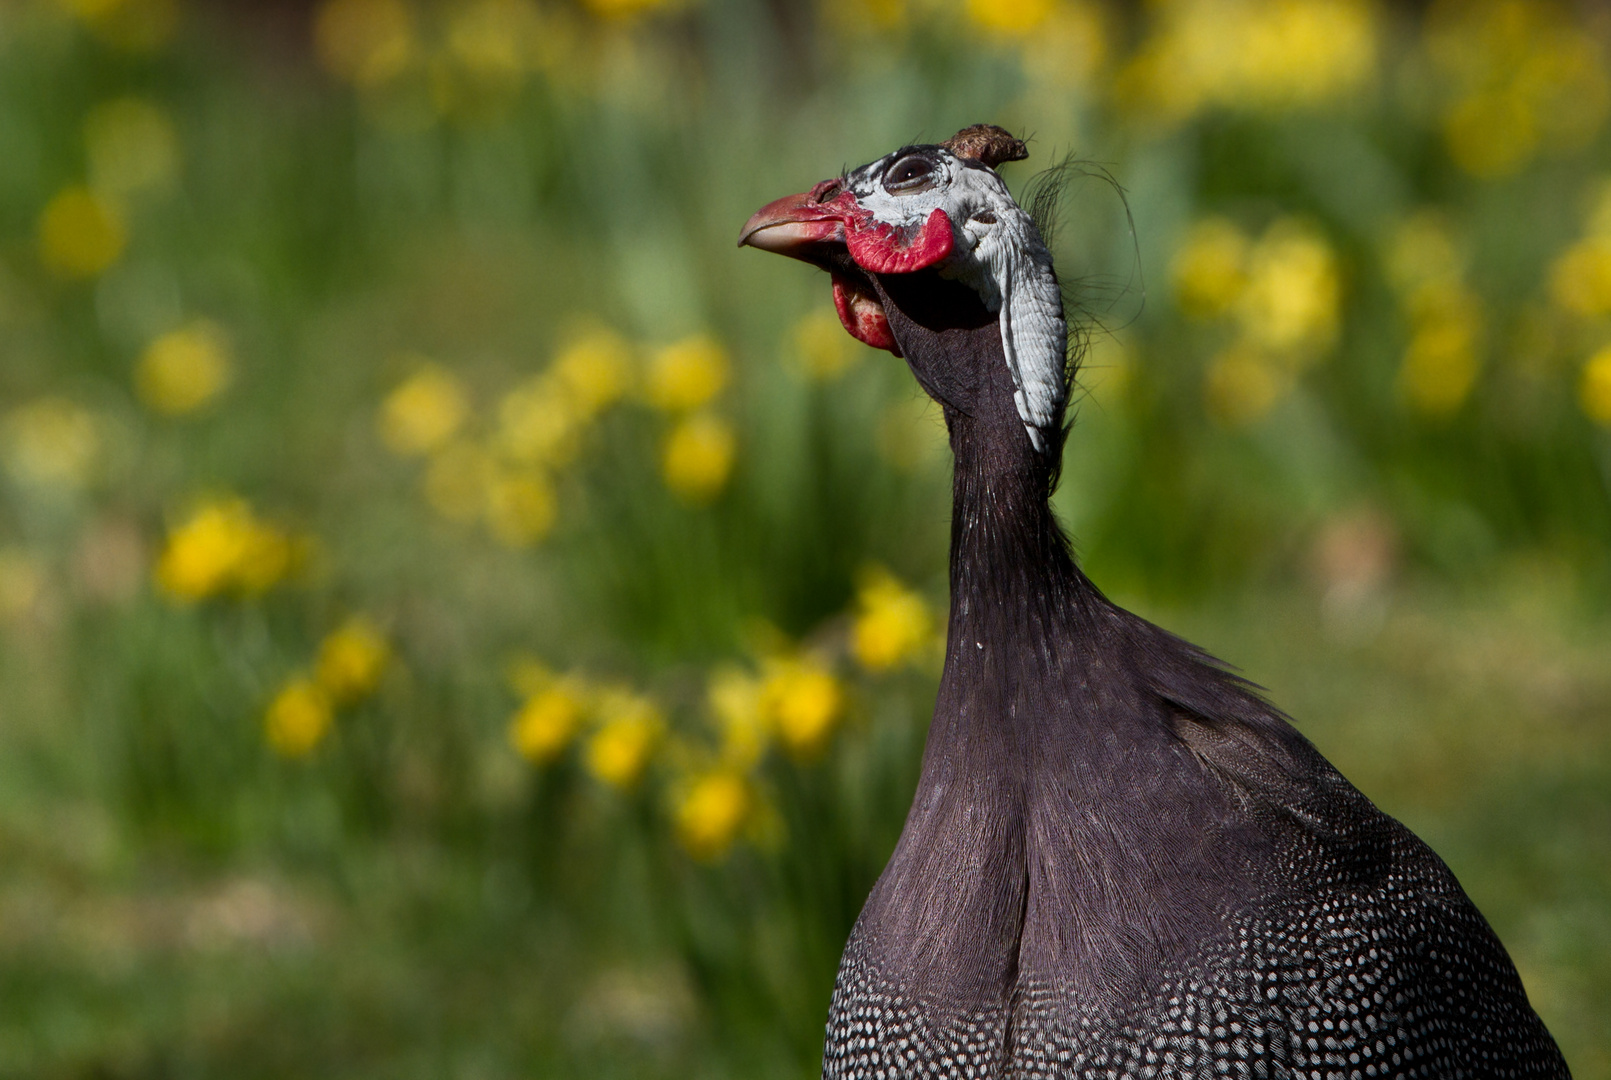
[
  {"x1": 265, "y1": 676, "x2": 334, "y2": 758},
  {"x1": 0, "y1": 549, "x2": 44, "y2": 622},
  {"x1": 314, "y1": 616, "x2": 389, "y2": 705},
  {"x1": 761, "y1": 656, "x2": 843, "y2": 759},
  {"x1": 585, "y1": 690, "x2": 663, "y2": 788},
  {"x1": 447, "y1": 0, "x2": 537, "y2": 86},
  {"x1": 84, "y1": 97, "x2": 180, "y2": 198},
  {"x1": 551, "y1": 328, "x2": 632, "y2": 416},
  {"x1": 496, "y1": 374, "x2": 580, "y2": 466},
  {"x1": 675, "y1": 770, "x2": 751, "y2": 861},
  {"x1": 965, "y1": 0, "x2": 1053, "y2": 37},
  {"x1": 510, "y1": 680, "x2": 587, "y2": 763},
  {"x1": 314, "y1": 0, "x2": 418, "y2": 88},
  {"x1": 1204, "y1": 344, "x2": 1286, "y2": 425},
  {"x1": 1119, "y1": 0, "x2": 1377, "y2": 123},
  {"x1": 38, "y1": 185, "x2": 126, "y2": 280},
  {"x1": 646, "y1": 335, "x2": 728, "y2": 412},
  {"x1": 708, "y1": 666, "x2": 767, "y2": 768},
  {"x1": 378, "y1": 363, "x2": 469, "y2": 457},
  {"x1": 1549, "y1": 236, "x2": 1611, "y2": 318},
  {"x1": 58, "y1": 0, "x2": 178, "y2": 52},
  {"x1": 154, "y1": 498, "x2": 296, "y2": 601},
  {"x1": 135, "y1": 320, "x2": 232, "y2": 415},
  {"x1": 1236, "y1": 220, "x2": 1338, "y2": 355},
  {"x1": 484, "y1": 469, "x2": 556, "y2": 547},
  {"x1": 851, "y1": 566, "x2": 932, "y2": 672},
  {"x1": 3, "y1": 398, "x2": 100, "y2": 491},
  {"x1": 581, "y1": 0, "x2": 675, "y2": 21},
  {"x1": 1397, "y1": 286, "x2": 1482, "y2": 418},
  {"x1": 792, "y1": 309, "x2": 856, "y2": 381},
  {"x1": 662, "y1": 412, "x2": 736, "y2": 503},
  {"x1": 1443, "y1": 91, "x2": 1536, "y2": 180},
  {"x1": 1172, "y1": 218, "x2": 1248, "y2": 319},
  {"x1": 1578, "y1": 346, "x2": 1611, "y2": 425},
  {"x1": 422, "y1": 441, "x2": 492, "y2": 522}
]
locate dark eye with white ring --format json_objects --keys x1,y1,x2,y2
[{"x1": 884, "y1": 155, "x2": 936, "y2": 193}]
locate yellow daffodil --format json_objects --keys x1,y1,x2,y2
[
  {"x1": 265, "y1": 675, "x2": 334, "y2": 758},
  {"x1": 662, "y1": 412, "x2": 735, "y2": 504},
  {"x1": 761, "y1": 656, "x2": 843, "y2": 759},
  {"x1": 1204, "y1": 344, "x2": 1286, "y2": 426},
  {"x1": 484, "y1": 469, "x2": 556, "y2": 548},
  {"x1": 1172, "y1": 218, "x2": 1248, "y2": 319},
  {"x1": 135, "y1": 320, "x2": 232, "y2": 416},
  {"x1": 851, "y1": 567, "x2": 932, "y2": 672},
  {"x1": 585, "y1": 690, "x2": 663, "y2": 788},
  {"x1": 708, "y1": 666, "x2": 767, "y2": 768},
  {"x1": 314, "y1": 616, "x2": 390, "y2": 706},
  {"x1": 1398, "y1": 285, "x2": 1482, "y2": 418},
  {"x1": 38, "y1": 185, "x2": 126, "y2": 280},
  {"x1": 154, "y1": 498, "x2": 298, "y2": 602},
  {"x1": 510, "y1": 679, "x2": 588, "y2": 764},
  {"x1": 1579, "y1": 347, "x2": 1611, "y2": 425},
  {"x1": 378, "y1": 363, "x2": 469, "y2": 457},
  {"x1": 496, "y1": 374, "x2": 580, "y2": 466},
  {"x1": 646, "y1": 335, "x2": 728, "y2": 413},
  {"x1": 1235, "y1": 220, "x2": 1338, "y2": 355},
  {"x1": 792, "y1": 309, "x2": 857, "y2": 381},
  {"x1": 3, "y1": 398, "x2": 100, "y2": 491},
  {"x1": 314, "y1": 0, "x2": 418, "y2": 88},
  {"x1": 0, "y1": 549, "x2": 44, "y2": 622},
  {"x1": 551, "y1": 328, "x2": 633, "y2": 416},
  {"x1": 675, "y1": 769, "x2": 751, "y2": 861}
]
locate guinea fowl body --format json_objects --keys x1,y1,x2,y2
[{"x1": 740, "y1": 127, "x2": 1569, "y2": 1079}]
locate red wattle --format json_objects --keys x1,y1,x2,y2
[
  {"x1": 846, "y1": 207, "x2": 954, "y2": 275},
  {"x1": 833, "y1": 275, "x2": 899, "y2": 354}
]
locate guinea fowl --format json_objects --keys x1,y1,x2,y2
[{"x1": 739, "y1": 125, "x2": 1569, "y2": 1080}]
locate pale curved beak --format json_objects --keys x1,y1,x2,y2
[{"x1": 738, "y1": 190, "x2": 848, "y2": 257}]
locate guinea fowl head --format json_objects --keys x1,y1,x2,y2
[{"x1": 739, "y1": 124, "x2": 1070, "y2": 468}]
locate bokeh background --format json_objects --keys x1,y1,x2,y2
[{"x1": 0, "y1": 0, "x2": 1608, "y2": 1075}]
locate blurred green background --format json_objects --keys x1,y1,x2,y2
[{"x1": 0, "y1": 0, "x2": 1608, "y2": 1075}]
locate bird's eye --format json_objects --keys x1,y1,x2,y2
[{"x1": 884, "y1": 155, "x2": 936, "y2": 193}]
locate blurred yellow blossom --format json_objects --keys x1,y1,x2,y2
[
  {"x1": 315, "y1": 0, "x2": 418, "y2": 88},
  {"x1": 497, "y1": 375, "x2": 580, "y2": 466},
  {"x1": 1429, "y1": 0, "x2": 1609, "y2": 178},
  {"x1": 1021, "y1": 0, "x2": 1108, "y2": 90},
  {"x1": 314, "y1": 617, "x2": 390, "y2": 705},
  {"x1": 154, "y1": 498, "x2": 298, "y2": 602},
  {"x1": 552, "y1": 328, "x2": 632, "y2": 416},
  {"x1": 851, "y1": 566, "x2": 932, "y2": 672},
  {"x1": 1386, "y1": 213, "x2": 1464, "y2": 295},
  {"x1": 1549, "y1": 237, "x2": 1611, "y2": 318},
  {"x1": 647, "y1": 336, "x2": 728, "y2": 412},
  {"x1": 586, "y1": 690, "x2": 663, "y2": 788},
  {"x1": 965, "y1": 0, "x2": 1052, "y2": 37},
  {"x1": 1398, "y1": 284, "x2": 1482, "y2": 418},
  {"x1": 0, "y1": 549, "x2": 44, "y2": 622},
  {"x1": 85, "y1": 97, "x2": 179, "y2": 198},
  {"x1": 708, "y1": 666, "x2": 767, "y2": 768},
  {"x1": 1172, "y1": 218, "x2": 1248, "y2": 319},
  {"x1": 822, "y1": 0, "x2": 906, "y2": 34},
  {"x1": 1579, "y1": 347, "x2": 1611, "y2": 425},
  {"x1": 484, "y1": 469, "x2": 556, "y2": 547},
  {"x1": 265, "y1": 676, "x2": 334, "y2": 758},
  {"x1": 1205, "y1": 344, "x2": 1286, "y2": 425},
  {"x1": 136, "y1": 320, "x2": 232, "y2": 415},
  {"x1": 3, "y1": 398, "x2": 100, "y2": 491},
  {"x1": 581, "y1": 0, "x2": 677, "y2": 21},
  {"x1": 38, "y1": 185, "x2": 126, "y2": 280},
  {"x1": 1119, "y1": 0, "x2": 1377, "y2": 124},
  {"x1": 792, "y1": 309, "x2": 857, "y2": 381},
  {"x1": 761, "y1": 655, "x2": 843, "y2": 759},
  {"x1": 675, "y1": 769, "x2": 751, "y2": 861},
  {"x1": 423, "y1": 441, "x2": 493, "y2": 521},
  {"x1": 1235, "y1": 220, "x2": 1338, "y2": 356},
  {"x1": 379, "y1": 363, "x2": 469, "y2": 457},
  {"x1": 447, "y1": 0, "x2": 536, "y2": 86},
  {"x1": 510, "y1": 678, "x2": 588, "y2": 763},
  {"x1": 662, "y1": 412, "x2": 736, "y2": 503},
  {"x1": 58, "y1": 0, "x2": 178, "y2": 51}
]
